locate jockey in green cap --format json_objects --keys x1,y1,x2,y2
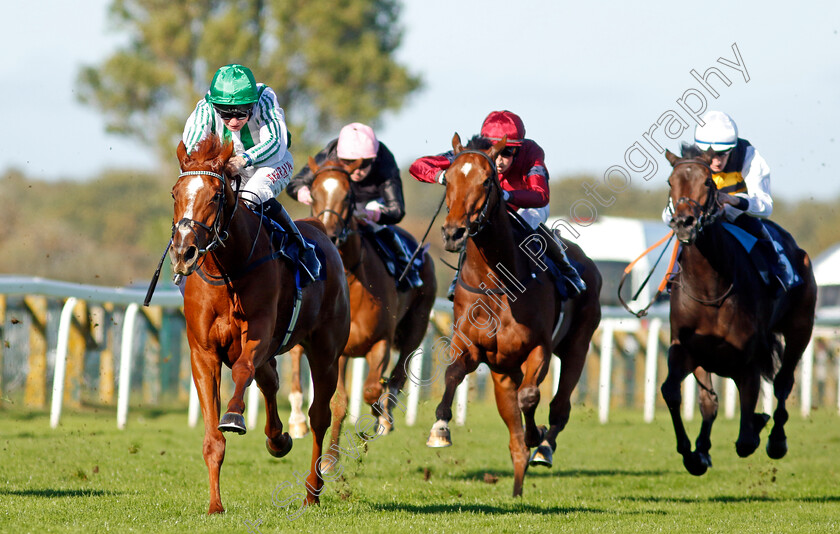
[{"x1": 182, "y1": 64, "x2": 320, "y2": 281}]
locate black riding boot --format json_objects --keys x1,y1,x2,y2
[
  {"x1": 262, "y1": 198, "x2": 321, "y2": 282},
  {"x1": 544, "y1": 233, "x2": 586, "y2": 298},
  {"x1": 380, "y1": 227, "x2": 423, "y2": 290},
  {"x1": 447, "y1": 271, "x2": 458, "y2": 301}
]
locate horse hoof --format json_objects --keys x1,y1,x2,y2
[
  {"x1": 207, "y1": 502, "x2": 225, "y2": 515},
  {"x1": 683, "y1": 451, "x2": 711, "y2": 476},
  {"x1": 378, "y1": 415, "x2": 394, "y2": 435},
  {"x1": 735, "y1": 437, "x2": 760, "y2": 458},
  {"x1": 218, "y1": 412, "x2": 246, "y2": 434},
  {"x1": 529, "y1": 442, "x2": 553, "y2": 468},
  {"x1": 289, "y1": 422, "x2": 309, "y2": 439},
  {"x1": 767, "y1": 438, "x2": 788, "y2": 460},
  {"x1": 426, "y1": 422, "x2": 452, "y2": 448},
  {"x1": 266, "y1": 433, "x2": 293, "y2": 458}
]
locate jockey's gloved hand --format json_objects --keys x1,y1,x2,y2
[
  {"x1": 297, "y1": 186, "x2": 312, "y2": 205},
  {"x1": 226, "y1": 155, "x2": 248, "y2": 176},
  {"x1": 501, "y1": 190, "x2": 511, "y2": 202},
  {"x1": 437, "y1": 170, "x2": 447, "y2": 185}
]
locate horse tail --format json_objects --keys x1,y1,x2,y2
[{"x1": 760, "y1": 333, "x2": 784, "y2": 382}]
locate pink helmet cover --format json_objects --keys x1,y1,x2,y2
[{"x1": 337, "y1": 122, "x2": 379, "y2": 159}]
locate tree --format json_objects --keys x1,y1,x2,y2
[{"x1": 77, "y1": 0, "x2": 420, "y2": 163}]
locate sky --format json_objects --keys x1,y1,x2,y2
[{"x1": 2, "y1": 0, "x2": 839, "y2": 202}]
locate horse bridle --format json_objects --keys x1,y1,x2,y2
[
  {"x1": 670, "y1": 158, "x2": 723, "y2": 233},
  {"x1": 173, "y1": 170, "x2": 239, "y2": 254},
  {"x1": 450, "y1": 149, "x2": 499, "y2": 237},
  {"x1": 312, "y1": 165, "x2": 357, "y2": 246}
]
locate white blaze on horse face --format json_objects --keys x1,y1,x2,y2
[
  {"x1": 459, "y1": 162, "x2": 473, "y2": 178},
  {"x1": 321, "y1": 177, "x2": 341, "y2": 196},
  {"x1": 183, "y1": 176, "x2": 205, "y2": 220}
]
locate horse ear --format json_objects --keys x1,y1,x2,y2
[
  {"x1": 452, "y1": 133, "x2": 464, "y2": 154},
  {"x1": 665, "y1": 150, "x2": 680, "y2": 166},
  {"x1": 308, "y1": 156, "x2": 319, "y2": 174},
  {"x1": 177, "y1": 141, "x2": 190, "y2": 168},
  {"x1": 488, "y1": 136, "x2": 507, "y2": 159}
]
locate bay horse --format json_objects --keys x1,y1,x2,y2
[
  {"x1": 287, "y1": 157, "x2": 437, "y2": 466},
  {"x1": 428, "y1": 133, "x2": 602, "y2": 496},
  {"x1": 662, "y1": 145, "x2": 817, "y2": 475},
  {"x1": 169, "y1": 135, "x2": 350, "y2": 514}
]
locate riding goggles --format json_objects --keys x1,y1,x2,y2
[{"x1": 214, "y1": 104, "x2": 253, "y2": 120}]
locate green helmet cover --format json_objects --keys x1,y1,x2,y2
[{"x1": 206, "y1": 64, "x2": 258, "y2": 105}]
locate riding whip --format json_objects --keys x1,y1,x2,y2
[
  {"x1": 398, "y1": 190, "x2": 447, "y2": 283},
  {"x1": 143, "y1": 238, "x2": 173, "y2": 307}
]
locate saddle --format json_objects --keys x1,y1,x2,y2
[
  {"x1": 721, "y1": 219, "x2": 801, "y2": 293},
  {"x1": 255, "y1": 208, "x2": 327, "y2": 289},
  {"x1": 361, "y1": 225, "x2": 426, "y2": 291},
  {"x1": 507, "y1": 210, "x2": 585, "y2": 301}
]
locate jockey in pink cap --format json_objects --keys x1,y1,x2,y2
[
  {"x1": 287, "y1": 122, "x2": 423, "y2": 289},
  {"x1": 410, "y1": 110, "x2": 585, "y2": 299}
]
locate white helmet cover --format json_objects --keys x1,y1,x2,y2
[{"x1": 694, "y1": 110, "x2": 738, "y2": 152}]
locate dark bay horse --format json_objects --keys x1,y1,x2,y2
[
  {"x1": 287, "y1": 157, "x2": 437, "y2": 466},
  {"x1": 169, "y1": 135, "x2": 350, "y2": 513},
  {"x1": 428, "y1": 133, "x2": 602, "y2": 496},
  {"x1": 662, "y1": 145, "x2": 817, "y2": 475}
]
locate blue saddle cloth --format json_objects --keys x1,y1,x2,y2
[
  {"x1": 362, "y1": 226, "x2": 426, "y2": 290},
  {"x1": 721, "y1": 220, "x2": 801, "y2": 290},
  {"x1": 256, "y1": 210, "x2": 327, "y2": 289}
]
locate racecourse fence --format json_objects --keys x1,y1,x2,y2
[{"x1": 1, "y1": 275, "x2": 838, "y2": 431}]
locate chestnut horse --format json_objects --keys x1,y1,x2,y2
[
  {"x1": 428, "y1": 133, "x2": 602, "y2": 496},
  {"x1": 662, "y1": 145, "x2": 816, "y2": 475},
  {"x1": 287, "y1": 157, "x2": 437, "y2": 464},
  {"x1": 169, "y1": 135, "x2": 350, "y2": 514}
]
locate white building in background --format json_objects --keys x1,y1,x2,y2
[
  {"x1": 813, "y1": 242, "x2": 840, "y2": 311},
  {"x1": 546, "y1": 215, "x2": 672, "y2": 311}
]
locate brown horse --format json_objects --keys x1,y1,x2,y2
[
  {"x1": 169, "y1": 135, "x2": 350, "y2": 514},
  {"x1": 286, "y1": 157, "x2": 437, "y2": 465},
  {"x1": 428, "y1": 133, "x2": 602, "y2": 496},
  {"x1": 662, "y1": 145, "x2": 817, "y2": 475}
]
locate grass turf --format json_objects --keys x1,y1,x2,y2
[{"x1": 1, "y1": 400, "x2": 839, "y2": 533}]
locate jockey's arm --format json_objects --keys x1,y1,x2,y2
[
  {"x1": 376, "y1": 173, "x2": 406, "y2": 225},
  {"x1": 724, "y1": 145, "x2": 773, "y2": 221},
  {"x1": 247, "y1": 90, "x2": 289, "y2": 166},
  {"x1": 504, "y1": 164, "x2": 550, "y2": 209},
  {"x1": 409, "y1": 153, "x2": 454, "y2": 184}
]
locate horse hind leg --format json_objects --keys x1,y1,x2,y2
[
  {"x1": 362, "y1": 340, "x2": 390, "y2": 436},
  {"x1": 287, "y1": 345, "x2": 310, "y2": 439},
  {"x1": 255, "y1": 357, "x2": 293, "y2": 459},
  {"x1": 323, "y1": 355, "x2": 350, "y2": 473},
  {"x1": 386, "y1": 302, "x2": 434, "y2": 433},
  {"x1": 735, "y1": 370, "x2": 768, "y2": 458},
  {"x1": 768, "y1": 326, "x2": 811, "y2": 459},
  {"x1": 305, "y1": 343, "x2": 341, "y2": 506}
]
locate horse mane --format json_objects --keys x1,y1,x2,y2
[
  {"x1": 679, "y1": 142, "x2": 706, "y2": 160},
  {"x1": 182, "y1": 135, "x2": 231, "y2": 172},
  {"x1": 465, "y1": 135, "x2": 493, "y2": 151}
]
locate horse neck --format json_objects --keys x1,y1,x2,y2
[
  {"x1": 463, "y1": 204, "x2": 523, "y2": 281},
  {"x1": 678, "y1": 228, "x2": 732, "y2": 292},
  {"x1": 203, "y1": 205, "x2": 264, "y2": 273},
  {"x1": 339, "y1": 230, "x2": 364, "y2": 274}
]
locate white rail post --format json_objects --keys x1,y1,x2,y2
[
  {"x1": 761, "y1": 378, "x2": 774, "y2": 415},
  {"x1": 800, "y1": 336, "x2": 814, "y2": 417},
  {"x1": 551, "y1": 357, "x2": 561, "y2": 397},
  {"x1": 247, "y1": 383, "x2": 261, "y2": 430},
  {"x1": 348, "y1": 358, "x2": 366, "y2": 424},
  {"x1": 50, "y1": 297, "x2": 78, "y2": 428},
  {"x1": 643, "y1": 318, "x2": 662, "y2": 423},
  {"x1": 117, "y1": 303, "x2": 140, "y2": 429},
  {"x1": 455, "y1": 375, "x2": 469, "y2": 426},
  {"x1": 682, "y1": 375, "x2": 696, "y2": 421},
  {"x1": 724, "y1": 378, "x2": 737, "y2": 419},
  {"x1": 188, "y1": 377, "x2": 200, "y2": 427},
  {"x1": 598, "y1": 320, "x2": 615, "y2": 423},
  {"x1": 405, "y1": 347, "x2": 424, "y2": 427}
]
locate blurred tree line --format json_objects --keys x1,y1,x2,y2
[{"x1": 2, "y1": 166, "x2": 838, "y2": 295}]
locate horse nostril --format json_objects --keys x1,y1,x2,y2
[
  {"x1": 684, "y1": 216, "x2": 695, "y2": 227},
  {"x1": 185, "y1": 246, "x2": 197, "y2": 263},
  {"x1": 452, "y1": 227, "x2": 465, "y2": 241}
]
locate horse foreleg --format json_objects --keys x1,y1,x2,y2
[
  {"x1": 427, "y1": 343, "x2": 477, "y2": 448},
  {"x1": 363, "y1": 339, "x2": 390, "y2": 434},
  {"x1": 192, "y1": 354, "x2": 226, "y2": 514},
  {"x1": 325, "y1": 355, "x2": 349, "y2": 472},
  {"x1": 735, "y1": 370, "x2": 767, "y2": 458},
  {"x1": 220, "y1": 345, "x2": 258, "y2": 435},
  {"x1": 519, "y1": 345, "x2": 551, "y2": 449},
  {"x1": 305, "y1": 347, "x2": 340, "y2": 506},
  {"x1": 693, "y1": 368, "x2": 718, "y2": 468},
  {"x1": 490, "y1": 370, "x2": 529, "y2": 497},
  {"x1": 255, "y1": 357, "x2": 293, "y2": 458},
  {"x1": 661, "y1": 343, "x2": 707, "y2": 475},
  {"x1": 288, "y1": 345, "x2": 309, "y2": 439}
]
